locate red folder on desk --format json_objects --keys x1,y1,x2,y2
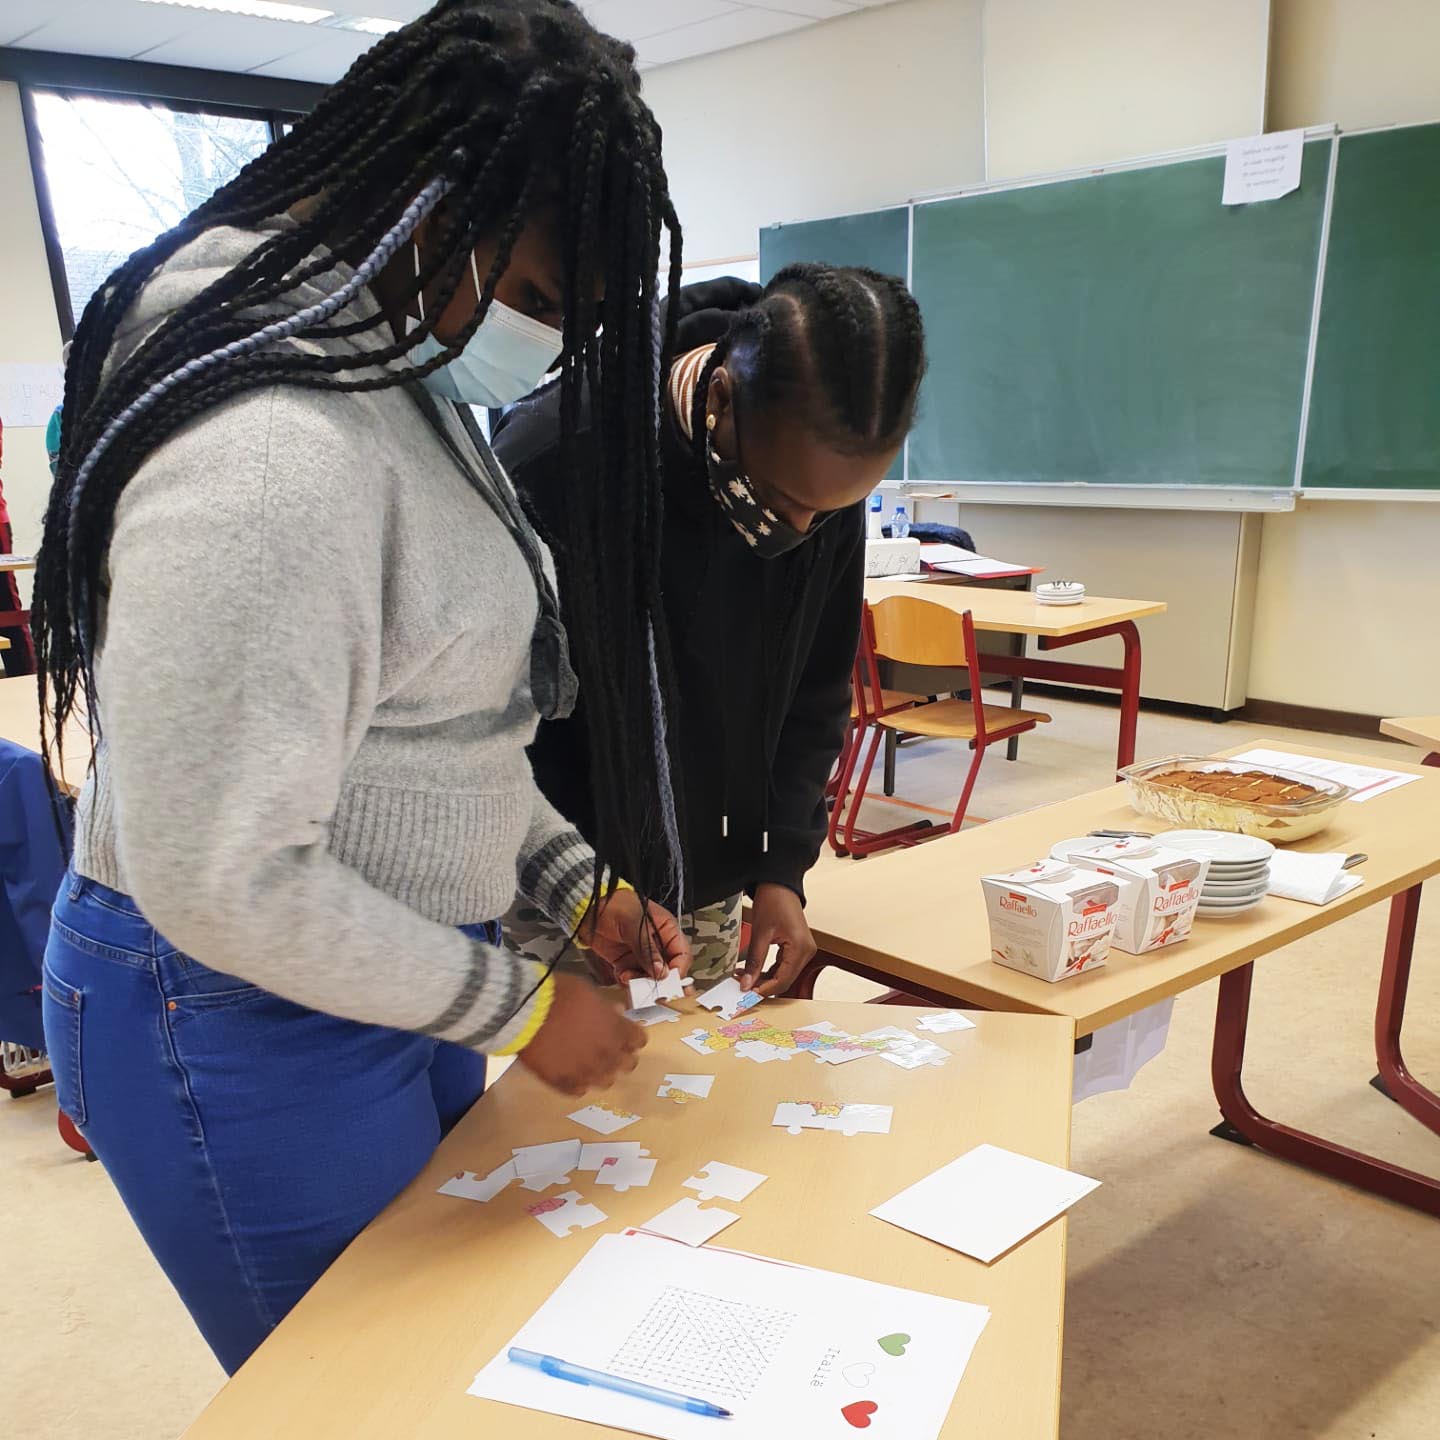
[{"x1": 919, "y1": 544, "x2": 1042, "y2": 581}]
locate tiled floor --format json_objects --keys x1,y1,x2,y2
[{"x1": 4, "y1": 692, "x2": 1438, "y2": 1439}]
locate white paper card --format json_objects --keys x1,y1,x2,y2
[
  {"x1": 658, "y1": 1073, "x2": 715, "y2": 1101},
  {"x1": 593, "y1": 1154, "x2": 658, "y2": 1192},
  {"x1": 578, "y1": 1141, "x2": 648, "y2": 1171},
  {"x1": 872, "y1": 1143, "x2": 1100, "y2": 1263},
  {"x1": 512, "y1": 1140, "x2": 582, "y2": 1180},
  {"x1": 1265, "y1": 851, "x2": 1364, "y2": 906},
  {"x1": 628, "y1": 971, "x2": 688, "y2": 1009},
  {"x1": 438, "y1": 1160, "x2": 516, "y2": 1203},
  {"x1": 641, "y1": 1197, "x2": 741, "y2": 1247},
  {"x1": 527, "y1": 1190, "x2": 607, "y2": 1238},
  {"x1": 0, "y1": 362, "x2": 64, "y2": 428},
  {"x1": 626, "y1": 1004, "x2": 682, "y2": 1026},
  {"x1": 568, "y1": 1103, "x2": 641, "y2": 1135},
  {"x1": 1071, "y1": 1000, "x2": 1173, "y2": 1104},
  {"x1": 773, "y1": 1101, "x2": 893, "y2": 1137},
  {"x1": 1226, "y1": 747, "x2": 1417, "y2": 803},
  {"x1": 684, "y1": 1161, "x2": 767, "y2": 1204},
  {"x1": 1222, "y1": 128, "x2": 1304, "y2": 205},
  {"x1": 696, "y1": 976, "x2": 764, "y2": 1021},
  {"x1": 468, "y1": 1230, "x2": 990, "y2": 1440},
  {"x1": 915, "y1": 1011, "x2": 976, "y2": 1035}
]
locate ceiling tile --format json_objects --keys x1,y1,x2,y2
[
  {"x1": 329, "y1": 0, "x2": 431, "y2": 18},
  {"x1": 247, "y1": 28, "x2": 378, "y2": 83},
  {"x1": 0, "y1": 0, "x2": 74, "y2": 47},
  {"x1": 136, "y1": 13, "x2": 326, "y2": 72},
  {"x1": 637, "y1": 6, "x2": 810, "y2": 66},
  {"x1": 745, "y1": 0, "x2": 857, "y2": 19},
  {"x1": 12, "y1": 0, "x2": 194, "y2": 60},
  {"x1": 584, "y1": 0, "x2": 739, "y2": 44}
]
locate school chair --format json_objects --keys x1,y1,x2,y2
[
  {"x1": 826, "y1": 604, "x2": 924, "y2": 855},
  {"x1": 837, "y1": 596, "x2": 1051, "y2": 858}
]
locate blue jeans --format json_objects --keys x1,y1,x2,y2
[{"x1": 42, "y1": 871, "x2": 490, "y2": 1375}]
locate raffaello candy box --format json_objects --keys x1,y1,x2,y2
[
  {"x1": 981, "y1": 860, "x2": 1120, "y2": 982},
  {"x1": 1064, "y1": 837, "x2": 1209, "y2": 954}
]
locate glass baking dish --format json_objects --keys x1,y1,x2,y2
[{"x1": 1118, "y1": 756, "x2": 1354, "y2": 842}]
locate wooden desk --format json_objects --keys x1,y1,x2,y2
[
  {"x1": 800, "y1": 742, "x2": 1440, "y2": 1215},
  {"x1": 0, "y1": 554, "x2": 36, "y2": 573},
  {"x1": 0, "y1": 674, "x2": 91, "y2": 794},
  {"x1": 184, "y1": 1001, "x2": 1075, "y2": 1440},
  {"x1": 1381, "y1": 715, "x2": 1440, "y2": 764},
  {"x1": 863, "y1": 580, "x2": 1166, "y2": 769}
]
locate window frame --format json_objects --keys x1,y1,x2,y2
[{"x1": 3, "y1": 47, "x2": 323, "y2": 337}]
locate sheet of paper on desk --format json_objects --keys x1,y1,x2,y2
[
  {"x1": 468, "y1": 1230, "x2": 989, "y2": 1440},
  {"x1": 872, "y1": 1143, "x2": 1100, "y2": 1263},
  {"x1": 1226, "y1": 747, "x2": 1418, "y2": 803},
  {"x1": 921, "y1": 544, "x2": 1032, "y2": 575}
]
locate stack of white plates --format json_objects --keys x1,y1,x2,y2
[
  {"x1": 1155, "y1": 830, "x2": 1275, "y2": 915},
  {"x1": 1036, "y1": 580, "x2": 1086, "y2": 606}
]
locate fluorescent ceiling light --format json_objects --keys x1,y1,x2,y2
[
  {"x1": 327, "y1": 15, "x2": 404, "y2": 34},
  {"x1": 138, "y1": 0, "x2": 335, "y2": 22}
]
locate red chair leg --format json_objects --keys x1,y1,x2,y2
[
  {"x1": 947, "y1": 739, "x2": 988, "y2": 834},
  {"x1": 842, "y1": 727, "x2": 940, "y2": 859},
  {"x1": 57, "y1": 1109, "x2": 94, "y2": 1159},
  {"x1": 827, "y1": 720, "x2": 868, "y2": 856}
]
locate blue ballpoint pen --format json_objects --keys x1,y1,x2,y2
[{"x1": 508, "y1": 1347, "x2": 733, "y2": 1419}]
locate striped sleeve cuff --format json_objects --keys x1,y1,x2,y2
[
  {"x1": 517, "y1": 828, "x2": 596, "y2": 930},
  {"x1": 416, "y1": 939, "x2": 551, "y2": 1054}
]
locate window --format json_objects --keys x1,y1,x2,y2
[{"x1": 30, "y1": 90, "x2": 277, "y2": 327}]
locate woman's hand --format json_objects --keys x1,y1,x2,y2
[
  {"x1": 738, "y1": 883, "x2": 817, "y2": 997},
  {"x1": 517, "y1": 975, "x2": 646, "y2": 1097},
  {"x1": 580, "y1": 889, "x2": 693, "y2": 987}
]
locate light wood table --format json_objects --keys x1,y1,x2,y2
[
  {"x1": 863, "y1": 579, "x2": 1165, "y2": 769},
  {"x1": 800, "y1": 742, "x2": 1440, "y2": 1215},
  {"x1": 0, "y1": 674, "x2": 91, "y2": 794},
  {"x1": 1381, "y1": 715, "x2": 1440, "y2": 764},
  {"x1": 0, "y1": 554, "x2": 36, "y2": 572},
  {"x1": 184, "y1": 1000, "x2": 1075, "y2": 1440}
]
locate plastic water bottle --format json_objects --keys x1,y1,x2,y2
[
  {"x1": 891, "y1": 504, "x2": 911, "y2": 540},
  {"x1": 867, "y1": 492, "x2": 885, "y2": 540}
]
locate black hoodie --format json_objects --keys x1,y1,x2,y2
[{"x1": 491, "y1": 278, "x2": 863, "y2": 911}]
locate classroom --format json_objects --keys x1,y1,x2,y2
[{"x1": 1, "y1": 2, "x2": 1437, "y2": 1437}]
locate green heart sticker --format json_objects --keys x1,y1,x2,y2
[{"x1": 877, "y1": 1332, "x2": 910, "y2": 1357}]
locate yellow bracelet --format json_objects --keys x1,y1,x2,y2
[
  {"x1": 492, "y1": 973, "x2": 557, "y2": 1056},
  {"x1": 570, "y1": 878, "x2": 635, "y2": 951}
]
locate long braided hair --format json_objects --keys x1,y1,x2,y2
[{"x1": 35, "y1": 0, "x2": 687, "y2": 904}]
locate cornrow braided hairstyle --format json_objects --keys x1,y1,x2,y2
[{"x1": 35, "y1": 0, "x2": 686, "y2": 910}]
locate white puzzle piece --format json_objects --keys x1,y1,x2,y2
[
  {"x1": 567, "y1": 1103, "x2": 642, "y2": 1135},
  {"x1": 526, "y1": 1190, "x2": 607, "y2": 1239},
  {"x1": 578, "y1": 1141, "x2": 648, "y2": 1171},
  {"x1": 680, "y1": 1028, "x2": 729, "y2": 1058},
  {"x1": 683, "y1": 1160, "x2": 767, "y2": 1204},
  {"x1": 640, "y1": 1196, "x2": 741, "y2": 1247},
  {"x1": 511, "y1": 1139, "x2": 582, "y2": 1181},
  {"x1": 696, "y1": 976, "x2": 764, "y2": 1022},
  {"x1": 772, "y1": 1101, "x2": 894, "y2": 1137},
  {"x1": 626, "y1": 971, "x2": 689, "y2": 1010},
  {"x1": 733, "y1": 1038, "x2": 797, "y2": 1064},
  {"x1": 916, "y1": 1011, "x2": 977, "y2": 1035},
  {"x1": 592, "y1": 1154, "x2": 658, "y2": 1192},
  {"x1": 437, "y1": 1159, "x2": 516, "y2": 1203},
  {"x1": 657, "y1": 1073, "x2": 715, "y2": 1102},
  {"x1": 624, "y1": 1004, "x2": 682, "y2": 1026},
  {"x1": 861, "y1": 1026, "x2": 950, "y2": 1069}
]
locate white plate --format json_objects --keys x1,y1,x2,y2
[
  {"x1": 1037, "y1": 595, "x2": 1084, "y2": 606},
  {"x1": 1155, "y1": 830, "x2": 1276, "y2": 865},
  {"x1": 1203, "y1": 879, "x2": 1270, "y2": 898},
  {"x1": 1198, "y1": 893, "x2": 1268, "y2": 913}
]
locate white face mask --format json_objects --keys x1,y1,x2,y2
[{"x1": 408, "y1": 243, "x2": 563, "y2": 407}]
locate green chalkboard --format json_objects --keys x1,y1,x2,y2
[
  {"x1": 1302, "y1": 124, "x2": 1440, "y2": 491},
  {"x1": 759, "y1": 208, "x2": 910, "y2": 481},
  {"x1": 908, "y1": 141, "x2": 1333, "y2": 488},
  {"x1": 759, "y1": 207, "x2": 909, "y2": 285}
]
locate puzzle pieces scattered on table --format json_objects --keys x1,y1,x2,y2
[
  {"x1": 657, "y1": 1073, "x2": 715, "y2": 1102},
  {"x1": 567, "y1": 1103, "x2": 641, "y2": 1135},
  {"x1": 862, "y1": 1025, "x2": 950, "y2": 1070},
  {"x1": 624, "y1": 1004, "x2": 682, "y2": 1026},
  {"x1": 578, "y1": 1141, "x2": 649, "y2": 1171},
  {"x1": 683, "y1": 1159, "x2": 767, "y2": 1203},
  {"x1": 640, "y1": 1196, "x2": 741, "y2": 1247},
  {"x1": 592, "y1": 1154, "x2": 658, "y2": 1192},
  {"x1": 626, "y1": 971, "x2": 690, "y2": 1010},
  {"x1": 773, "y1": 1100, "x2": 894, "y2": 1137},
  {"x1": 527, "y1": 1191, "x2": 607, "y2": 1238},
  {"x1": 437, "y1": 1159, "x2": 516, "y2": 1203},
  {"x1": 511, "y1": 1140, "x2": 581, "y2": 1189},
  {"x1": 695, "y1": 975, "x2": 765, "y2": 1021}
]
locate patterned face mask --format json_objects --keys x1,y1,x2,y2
[{"x1": 705, "y1": 406, "x2": 823, "y2": 558}]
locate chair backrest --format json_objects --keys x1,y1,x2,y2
[{"x1": 866, "y1": 596, "x2": 989, "y2": 739}]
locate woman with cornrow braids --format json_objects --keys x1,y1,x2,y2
[
  {"x1": 35, "y1": 0, "x2": 692, "y2": 1371},
  {"x1": 496, "y1": 264, "x2": 926, "y2": 991}
]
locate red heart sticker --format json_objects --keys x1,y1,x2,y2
[{"x1": 842, "y1": 1400, "x2": 878, "y2": 1429}]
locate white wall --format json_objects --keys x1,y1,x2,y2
[
  {"x1": 982, "y1": 0, "x2": 1271, "y2": 180},
  {"x1": 0, "y1": 82, "x2": 64, "y2": 570},
  {"x1": 640, "y1": 0, "x2": 985, "y2": 264}
]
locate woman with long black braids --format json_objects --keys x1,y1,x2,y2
[{"x1": 36, "y1": 0, "x2": 689, "y2": 1372}]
